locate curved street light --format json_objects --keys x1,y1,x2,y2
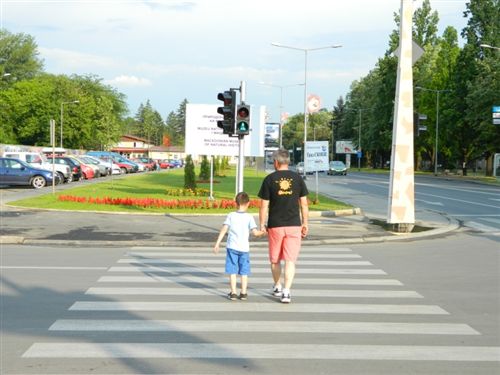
[
  {"x1": 415, "y1": 86, "x2": 451, "y2": 175},
  {"x1": 480, "y1": 44, "x2": 500, "y2": 51},
  {"x1": 271, "y1": 42, "x2": 342, "y2": 175}
]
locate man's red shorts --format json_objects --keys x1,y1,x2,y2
[{"x1": 267, "y1": 226, "x2": 302, "y2": 263}]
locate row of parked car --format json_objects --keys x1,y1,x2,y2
[{"x1": 0, "y1": 150, "x2": 183, "y2": 189}]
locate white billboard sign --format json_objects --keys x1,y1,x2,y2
[
  {"x1": 336, "y1": 140, "x2": 357, "y2": 154},
  {"x1": 185, "y1": 104, "x2": 264, "y2": 157},
  {"x1": 305, "y1": 141, "x2": 329, "y2": 172}
]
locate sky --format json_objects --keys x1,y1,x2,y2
[{"x1": 1, "y1": 0, "x2": 469, "y2": 123}]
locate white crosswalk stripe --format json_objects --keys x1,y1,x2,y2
[
  {"x1": 21, "y1": 245, "x2": 500, "y2": 370},
  {"x1": 107, "y1": 266, "x2": 387, "y2": 275},
  {"x1": 49, "y1": 319, "x2": 478, "y2": 335},
  {"x1": 117, "y1": 258, "x2": 373, "y2": 266},
  {"x1": 97, "y1": 275, "x2": 404, "y2": 285},
  {"x1": 85, "y1": 287, "x2": 423, "y2": 298}
]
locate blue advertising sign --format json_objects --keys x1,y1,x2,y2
[{"x1": 492, "y1": 106, "x2": 500, "y2": 113}]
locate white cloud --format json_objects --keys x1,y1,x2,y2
[
  {"x1": 105, "y1": 75, "x2": 152, "y2": 87},
  {"x1": 38, "y1": 47, "x2": 119, "y2": 70}
]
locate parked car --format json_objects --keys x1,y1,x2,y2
[
  {"x1": 133, "y1": 157, "x2": 156, "y2": 171},
  {"x1": 296, "y1": 162, "x2": 305, "y2": 174},
  {"x1": 72, "y1": 156, "x2": 101, "y2": 178},
  {"x1": 0, "y1": 157, "x2": 59, "y2": 188},
  {"x1": 97, "y1": 156, "x2": 133, "y2": 174},
  {"x1": 169, "y1": 159, "x2": 183, "y2": 168},
  {"x1": 67, "y1": 156, "x2": 95, "y2": 179},
  {"x1": 46, "y1": 155, "x2": 82, "y2": 181},
  {"x1": 87, "y1": 151, "x2": 139, "y2": 173},
  {"x1": 3, "y1": 151, "x2": 71, "y2": 183},
  {"x1": 328, "y1": 160, "x2": 347, "y2": 176},
  {"x1": 81, "y1": 155, "x2": 110, "y2": 176},
  {"x1": 159, "y1": 160, "x2": 173, "y2": 169}
]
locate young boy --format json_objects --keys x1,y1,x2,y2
[{"x1": 213, "y1": 192, "x2": 265, "y2": 300}]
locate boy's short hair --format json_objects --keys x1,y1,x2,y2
[{"x1": 235, "y1": 192, "x2": 250, "y2": 206}]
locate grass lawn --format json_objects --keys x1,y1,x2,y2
[{"x1": 9, "y1": 167, "x2": 352, "y2": 214}]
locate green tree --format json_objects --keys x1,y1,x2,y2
[
  {"x1": 184, "y1": 154, "x2": 196, "y2": 189},
  {"x1": 0, "y1": 29, "x2": 43, "y2": 88},
  {"x1": 166, "y1": 98, "x2": 188, "y2": 146},
  {"x1": 199, "y1": 155, "x2": 210, "y2": 180},
  {"x1": 0, "y1": 73, "x2": 127, "y2": 148},
  {"x1": 132, "y1": 100, "x2": 165, "y2": 145},
  {"x1": 448, "y1": 0, "x2": 499, "y2": 174}
]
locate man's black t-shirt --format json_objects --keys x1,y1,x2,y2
[{"x1": 258, "y1": 170, "x2": 309, "y2": 228}]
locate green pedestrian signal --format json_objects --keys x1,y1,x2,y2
[{"x1": 236, "y1": 104, "x2": 250, "y2": 135}]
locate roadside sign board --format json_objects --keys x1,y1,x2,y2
[
  {"x1": 305, "y1": 141, "x2": 329, "y2": 172},
  {"x1": 335, "y1": 140, "x2": 357, "y2": 154},
  {"x1": 493, "y1": 106, "x2": 500, "y2": 125},
  {"x1": 185, "y1": 104, "x2": 264, "y2": 157},
  {"x1": 494, "y1": 153, "x2": 500, "y2": 178}
]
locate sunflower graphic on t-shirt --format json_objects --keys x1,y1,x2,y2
[{"x1": 276, "y1": 177, "x2": 293, "y2": 196}]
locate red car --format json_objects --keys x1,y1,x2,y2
[
  {"x1": 71, "y1": 158, "x2": 94, "y2": 179},
  {"x1": 159, "y1": 160, "x2": 173, "y2": 169},
  {"x1": 133, "y1": 158, "x2": 156, "y2": 171}
]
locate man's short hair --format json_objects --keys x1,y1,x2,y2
[
  {"x1": 273, "y1": 148, "x2": 290, "y2": 165},
  {"x1": 235, "y1": 191, "x2": 250, "y2": 206}
]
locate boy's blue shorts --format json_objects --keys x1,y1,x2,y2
[{"x1": 225, "y1": 248, "x2": 251, "y2": 276}]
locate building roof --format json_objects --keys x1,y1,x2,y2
[
  {"x1": 149, "y1": 145, "x2": 185, "y2": 152},
  {"x1": 120, "y1": 134, "x2": 149, "y2": 143}
]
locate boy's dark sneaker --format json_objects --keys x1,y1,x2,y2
[
  {"x1": 239, "y1": 293, "x2": 248, "y2": 300},
  {"x1": 227, "y1": 292, "x2": 237, "y2": 301}
]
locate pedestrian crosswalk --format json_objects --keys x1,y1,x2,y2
[{"x1": 21, "y1": 245, "x2": 500, "y2": 373}]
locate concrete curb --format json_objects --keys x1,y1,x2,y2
[{"x1": 1, "y1": 216, "x2": 460, "y2": 247}]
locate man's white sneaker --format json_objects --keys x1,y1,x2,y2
[{"x1": 280, "y1": 292, "x2": 291, "y2": 303}]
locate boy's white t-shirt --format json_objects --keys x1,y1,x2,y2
[{"x1": 223, "y1": 211, "x2": 257, "y2": 252}]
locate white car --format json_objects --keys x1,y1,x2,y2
[{"x1": 3, "y1": 151, "x2": 72, "y2": 183}]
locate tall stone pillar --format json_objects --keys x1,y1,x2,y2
[{"x1": 387, "y1": 0, "x2": 415, "y2": 232}]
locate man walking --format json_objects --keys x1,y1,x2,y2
[{"x1": 258, "y1": 149, "x2": 309, "y2": 303}]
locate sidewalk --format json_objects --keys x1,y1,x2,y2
[{"x1": 0, "y1": 203, "x2": 459, "y2": 247}]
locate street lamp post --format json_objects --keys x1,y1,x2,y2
[
  {"x1": 348, "y1": 107, "x2": 372, "y2": 171},
  {"x1": 415, "y1": 86, "x2": 450, "y2": 175},
  {"x1": 480, "y1": 44, "x2": 500, "y2": 51},
  {"x1": 60, "y1": 100, "x2": 79, "y2": 148},
  {"x1": 259, "y1": 81, "x2": 303, "y2": 148},
  {"x1": 271, "y1": 42, "x2": 342, "y2": 175}
]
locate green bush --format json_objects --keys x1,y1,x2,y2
[
  {"x1": 184, "y1": 154, "x2": 197, "y2": 189},
  {"x1": 199, "y1": 155, "x2": 210, "y2": 180}
]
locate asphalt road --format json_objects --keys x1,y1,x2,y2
[
  {"x1": 1, "y1": 232, "x2": 499, "y2": 374},
  {"x1": 308, "y1": 172, "x2": 500, "y2": 234}
]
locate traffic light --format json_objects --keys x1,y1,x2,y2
[
  {"x1": 235, "y1": 104, "x2": 250, "y2": 135},
  {"x1": 217, "y1": 90, "x2": 236, "y2": 135}
]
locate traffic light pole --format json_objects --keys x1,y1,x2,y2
[{"x1": 236, "y1": 81, "x2": 246, "y2": 194}]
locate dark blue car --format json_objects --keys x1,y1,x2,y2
[{"x1": 0, "y1": 157, "x2": 59, "y2": 188}]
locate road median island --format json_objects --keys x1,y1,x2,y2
[{"x1": 6, "y1": 168, "x2": 352, "y2": 215}]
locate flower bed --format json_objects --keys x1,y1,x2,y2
[
  {"x1": 57, "y1": 195, "x2": 261, "y2": 210},
  {"x1": 165, "y1": 188, "x2": 211, "y2": 197}
]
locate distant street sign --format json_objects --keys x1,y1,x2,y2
[
  {"x1": 357, "y1": 151, "x2": 362, "y2": 158},
  {"x1": 492, "y1": 106, "x2": 500, "y2": 125},
  {"x1": 418, "y1": 114, "x2": 427, "y2": 120}
]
